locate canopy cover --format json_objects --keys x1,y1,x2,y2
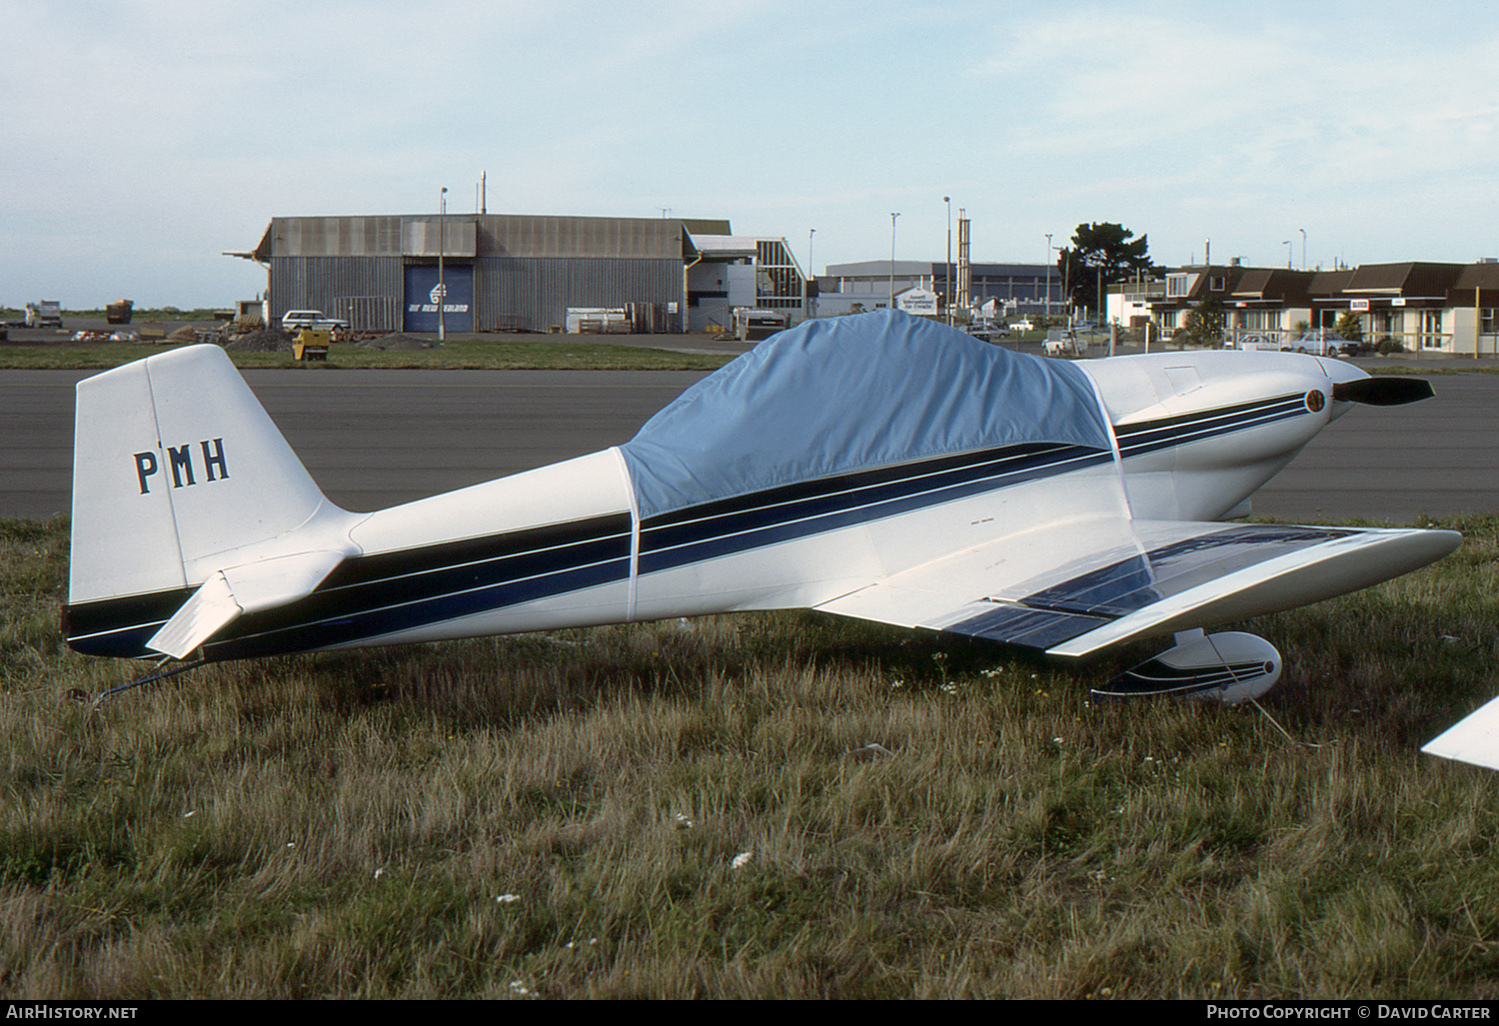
[{"x1": 618, "y1": 310, "x2": 1113, "y2": 518}]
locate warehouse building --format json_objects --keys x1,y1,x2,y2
[
  {"x1": 820, "y1": 261, "x2": 1064, "y2": 317},
  {"x1": 236, "y1": 214, "x2": 682, "y2": 333}
]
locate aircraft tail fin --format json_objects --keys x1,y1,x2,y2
[{"x1": 68, "y1": 344, "x2": 356, "y2": 656}]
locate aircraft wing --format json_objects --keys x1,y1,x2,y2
[
  {"x1": 1422, "y1": 697, "x2": 1499, "y2": 771},
  {"x1": 816, "y1": 518, "x2": 1460, "y2": 658}
]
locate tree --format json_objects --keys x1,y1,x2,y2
[
  {"x1": 1055, "y1": 222, "x2": 1160, "y2": 320},
  {"x1": 1180, "y1": 296, "x2": 1225, "y2": 346},
  {"x1": 1334, "y1": 311, "x2": 1364, "y2": 341}
]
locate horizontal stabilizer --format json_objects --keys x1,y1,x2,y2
[
  {"x1": 146, "y1": 549, "x2": 346, "y2": 659},
  {"x1": 146, "y1": 573, "x2": 240, "y2": 660},
  {"x1": 1423, "y1": 696, "x2": 1499, "y2": 771}
]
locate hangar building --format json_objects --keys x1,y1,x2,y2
[{"x1": 236, "y1": 214, "x2": 808, "y2": 334}]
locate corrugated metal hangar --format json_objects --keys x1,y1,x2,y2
[{"x1": 237, "y1": 213, "x2": 809, "y2": 334}]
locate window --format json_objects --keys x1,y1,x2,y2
[{"x1": 1166, "y1": 274, "x2": 1190, "y2": 298}]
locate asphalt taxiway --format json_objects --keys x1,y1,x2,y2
[{"x1": 4, "y1": 365, "x2": 1497, "y2": 524}]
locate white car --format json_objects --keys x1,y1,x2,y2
[{"x1": 280, "y1": 310, "x2": 349, "y2": 332}]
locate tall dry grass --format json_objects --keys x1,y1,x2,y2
[{"x1": 3, "y1": 516, "x2": 1499, "y2": 998}]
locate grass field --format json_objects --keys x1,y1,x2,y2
[
  {"x1": 0, "y1": 337, "x2": 737, "y2": 372},
  {"x1": 3, "y1": 514, "x2": 1499, "y2": 999}
]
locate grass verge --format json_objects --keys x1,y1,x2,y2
[
  {"x1": 0, "y1": 338, "x2": 737, "y2": 372},
  {"x1": 3, "y1": 515, "x2": 1499, "y2": 998}
]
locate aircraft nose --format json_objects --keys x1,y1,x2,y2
[
  {"x1": 1311, "y1": 355, "x2": 1369, "y2": 387},
  {"x1": 1307, "y1": 356, "x2": 1368, "y2": 422},
  {"x1": 1310, "y1": 355, "x2": 1435, "y2": 410}
]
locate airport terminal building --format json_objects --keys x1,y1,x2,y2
[{"x1": 236, "y1": 214, "x2": 810, "y2": 334}]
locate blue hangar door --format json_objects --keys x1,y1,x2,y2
[{"x1": 403, "y1": 264, "x2": 474, "y2": 333}]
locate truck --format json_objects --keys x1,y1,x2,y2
[
  {"x1": 25, "y1": 301, "x2": 62, "y2": 328},
  {"x1": 732, "y1": 307, "x2": 788, "y2": 342}
]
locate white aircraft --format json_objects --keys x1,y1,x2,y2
[{"x1": 65, "y1": 311, "x2": 1463, "y2": 737}]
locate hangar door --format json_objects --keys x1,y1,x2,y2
[{"x1": 403, "y1": 264, "x2": 474, "y2": 333}]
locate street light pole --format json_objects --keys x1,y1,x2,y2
[
  {"x1": 1044, "y1": 233, "x2": 1053, "y2": 318},
  {"x1": 1299, "y1": 228, "x2": 1307, "y2": 271},
  {"x1": 806, "y1": 228, "x2": 815, "y2": 320},
  {"x1": 438, "y1": 187, "x2": 447, "y2": 342},
  {"x1": 944, "y1": 196, "x2": 952, "y2": 326},
  {"x1": 889, "y1": 212, "x2": 900, "y2": 308}
]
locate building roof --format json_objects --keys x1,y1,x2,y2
[
  {"x1": 1450, "y1": 262, "x2": 1499, "y2": 303},
  {"x1": 1230, "y1": 268, "x2": 1312, "y2": 304},
  {"x1": 248, "y1": 213, "x2": 713, "y2": 262},
  {"x1": 1342, "y1": 262, "x2": 1462, "y2": 296},
  {"x1": 686, "y1": 235, "x2": 759, "y2": 257},
  {"x1": 828, "y1": 260, "x2": 941, "y2": 278},
  {"x1": 681, "y1": 218, "x2": 733, "y2": 236}
]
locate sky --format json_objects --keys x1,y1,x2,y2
[{"x1": 5, "y1": 0, "x2": 1499, "y2": 308}]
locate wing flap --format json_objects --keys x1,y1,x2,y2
[
  {"x1": 146, "y1": 549, "x2": 347, "y2": 659},
  {"x1": 816, "y1": 519, "x2": 1460, "y2": 657}
]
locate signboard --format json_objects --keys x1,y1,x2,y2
[
  {"x1": 403, "y1": 264, "x2": 474, "y2": 333},
  {"x1": 896, "y1": 288, "x2": 939, "y2": 316},
  {"x1": 1350, "y1": 298, "x2": 1370, "y2": 312}
]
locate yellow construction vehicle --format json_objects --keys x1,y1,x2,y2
[{"x1": 292, "y1": 328, "x2": 331, "y2": 361}]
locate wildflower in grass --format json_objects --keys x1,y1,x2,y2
[
  {"x1": 495, "y1": 894, "x2": 520, "y2": 904},
  {"x1": 674, "y1": 814, "x2": 694, "y2": 830},
  {"x1": 731, "y1": 851, "x2": 754, "y2": 870}
]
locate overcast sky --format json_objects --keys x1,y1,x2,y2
[{"x1": 5, "y1": 0, "x2": 1499, "y2": 308}]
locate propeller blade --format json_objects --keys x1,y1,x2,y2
[{"x1": 1331, "y1": 377, "x2": 1434, "y2": 406}]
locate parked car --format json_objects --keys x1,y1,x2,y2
[
  {"x1": 965, "y1": 320, "x2": 1008, "y2": 342},
  {"x1": 1281, "y1": 330, "x2": 1363, "y2": 357},
  {"x1": 1008, "y1": 318, "x2": 1035, "y2": 333},
  {"x1": 1043, "y1": 328, "x2": 1085, "y2": 356},
  {"x1": 1223, "y1": 333, "x2": 1278, "y2": 351},
  {"x1": 280, "y1": 309, "x2": 349, "y2": 333}
]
